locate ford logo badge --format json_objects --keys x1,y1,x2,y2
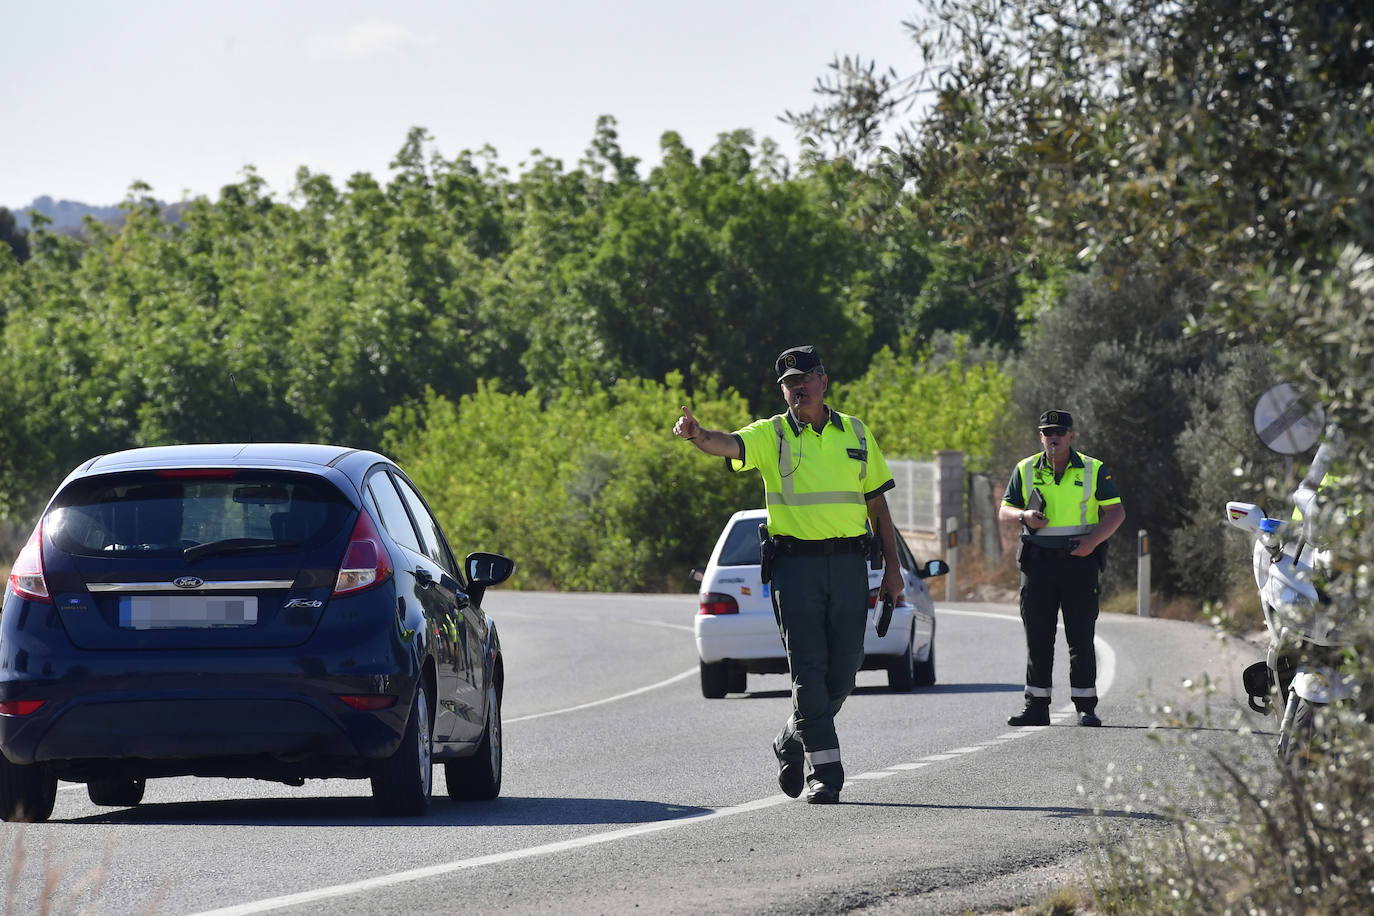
[{"x1": 173, "y1": 576, "x2": 204, "y2": 589}]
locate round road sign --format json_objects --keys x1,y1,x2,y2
[{"x1": 1253, "y1": 382, "x2": 1323, "y2": 455}]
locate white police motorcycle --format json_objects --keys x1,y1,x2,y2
[{"x1": 1226, "y1": 385, "x2": 1353, "y2": 760}]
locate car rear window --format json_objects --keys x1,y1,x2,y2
[
  {"x1": 45, "y1": 471, "x2": 352, "y2": 557},
  {"x1": 718, "y1": 519, "x2": 764, "y2": 567}
]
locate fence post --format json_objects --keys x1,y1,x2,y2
[
  {"x1": 944, "y1": 515, "x2": 959, "y2": 602},
  {"x1": 1137, "y1": 529, "x2": 1151, "y2": 617}
]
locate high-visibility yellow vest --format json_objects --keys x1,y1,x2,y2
[
  {"x1": 730, "y1": 408, "x2": 894, "y2": 541},
  {"x1": 1011, "y1": 451, "x2": 1121, "y2": 547}
]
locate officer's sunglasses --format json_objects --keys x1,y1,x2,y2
[
  {"x1": 781, "y1": 372, "x2": 818, "y2": 388},
  {"x1": 1040, "y1": 426, "x2": 1069, "y2": 437}
]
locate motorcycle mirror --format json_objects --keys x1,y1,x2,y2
[
  {"x1": 1253, "y1": 382, "x2": 1323, "y2": 455},
  {"x1": 1225, "y1": 501, "x2": 1267, "y2": 532}
]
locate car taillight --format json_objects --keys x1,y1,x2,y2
[
  {"x1": 336, "y1": 694, "x2": 398, "y2": 711},
  {"x1": 332, "y1": 511, "x2": 393, "y2": 596},
  {"x1": 867, "y1": 588, "x2": 880, "y2": 610},
  {"x1": 7, "y1": 523, "x2": 51, "y2": 604},
  {"x1": 698, "y1": 593, "x2": 739, "y2": 615},
  {"x1": 0, "y1": 700, "x2": 45, "y2": 716}
]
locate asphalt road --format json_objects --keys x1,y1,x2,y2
[{"x1": 1, "y1": 593, "x2": 1271, "y2": 915}]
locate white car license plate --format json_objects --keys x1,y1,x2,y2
[{"x1": 119, "y1": 595, "x2": 259, "y2": 629}]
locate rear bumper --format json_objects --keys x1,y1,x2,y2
[
  {"x1": 696, "y1": 605, "x2": 921, "y2": 662},
  {"x1": 0, "y1": 591, "x2": 421, "y2": 774},
  {"x1": 696, "y1": 608, "x2": 792, "y2": 662},
  {"x1": 0, "y1": 674, "x2": 418, "y2": 772}
]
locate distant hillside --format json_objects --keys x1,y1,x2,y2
[
  {"x1": 6, "y1": 195, "x2": 188, "y2": 234},
  {"x1": 8, "y1": 196, "x2": 165, "y2": 230}
]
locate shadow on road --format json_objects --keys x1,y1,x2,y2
[
  {"x1": 839, "y1": 800, "x2": 1167, "y2": 822},
  {"x1": 740, "y1": 681, "x2": 1024, "y2": 700},
  {"x1": 63, "y1": 794, "x2": 713, "y2": 828}
]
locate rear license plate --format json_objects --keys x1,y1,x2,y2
[{"x1": 119, "y1": 595, "x2": 259, "y2": 629}]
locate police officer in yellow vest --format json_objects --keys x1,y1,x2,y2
[
  {"x1": 674, "y1": 345, "x2": 903, "y2": 804},
  {"x1": 999, "y1": 410, "x2": 1125, "y2": 727}
]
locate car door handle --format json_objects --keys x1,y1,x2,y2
[{"x1": 414, "y1": 568, "x2": 434, "y2": 588}]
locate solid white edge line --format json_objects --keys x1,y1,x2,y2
[
  {"x1": 190, "y1": 606, "x2": 1120, "y2": 914},
  {"x1": 190, "y1": 796, "x2": 790, "y2": 916}
]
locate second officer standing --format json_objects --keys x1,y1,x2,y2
[
  {"x1": 673, "y1": 344, "x2": 903, "y2": 804},
  {"x1": 999, "y1": 409, "x2": 1125, "y2": 727}
]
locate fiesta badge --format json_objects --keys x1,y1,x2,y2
[{"x1": 173, "y1": 576, "x2": 204, "y2": 589}]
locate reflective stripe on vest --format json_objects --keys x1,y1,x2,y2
[
  {"x1": 1019, "y1": 454, "x2": 1098, "y2": 537},
  {"x1": 766, "y1": 415, "x2": 867, "y2": 508}
]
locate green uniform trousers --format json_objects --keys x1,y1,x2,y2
[{"x1": 770, "y1": 550, "x2": 868, "y2": 790}]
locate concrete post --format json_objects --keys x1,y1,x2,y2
[
  {"x1": 1137, "y1": 529, "x2": 1151, "y2": 617},
  {"x1": 945, "y1": 515, "x2": 959, "y2": 602}
]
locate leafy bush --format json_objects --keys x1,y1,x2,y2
[
  {"x1": 1087, "y1": 689, "x2": 1374, "y2": 916},
  {"x1": 830, "y1": 332, "x2": 1012, "y2": 468},
  {"x1": 382, "y1": 373, "x2": 758, "y2": 591}
]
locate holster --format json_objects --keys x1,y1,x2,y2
[{"x1": 758, "y1": 523, "x2": 775, "y2": 585}]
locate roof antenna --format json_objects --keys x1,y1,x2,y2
[{"x1": 229, "y1": 372, "x2": 254, "y2": 443}]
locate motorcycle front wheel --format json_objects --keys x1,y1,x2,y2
[{"x1": 1277, "y1": 695, "x2": 1320, "y2": 763}]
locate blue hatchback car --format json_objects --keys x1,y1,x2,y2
[{"x1": 0, "y1": 443, "x2": 514, "y2": 822}]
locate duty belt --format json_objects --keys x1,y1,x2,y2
[
  {"x1": 771, "y1": 534, "x2": 870, "y2": 556},
  {"x1": 1022, "y1": 543, "x2": 1080, "y2": 560}
]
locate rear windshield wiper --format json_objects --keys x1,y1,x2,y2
[{"x1": 183, "y1": 538, "x2": 303, "y2": 563}]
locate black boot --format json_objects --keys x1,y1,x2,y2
[{"x1": 1008, "y1": 701, "x2": 1050, "y2": 726}]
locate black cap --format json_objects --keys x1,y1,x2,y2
[
  {"x1": 775, "y1": 345, "x2": 822, "y2": 383},
  {"x1": 1038, "y1": 409, "x2": 1073, "y2": 429}
]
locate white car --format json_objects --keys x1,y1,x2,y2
[{"x1": 694, "y1": 508, "x2": 948, "y2": 697}]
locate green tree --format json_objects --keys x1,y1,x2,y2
[
  {"x1": 0, "y1": 208, "x2": 29, "y2": 264},
  {"x1": 831, "y1": 335, "x2": 1011, "y2": 467},
  {"x1": 382, "y1": 373, "x2": 756, "y2": 591},
  {"x1": 535, "y1": 129, "x2": 890, "y2": 411}
]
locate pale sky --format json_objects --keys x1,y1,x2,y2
[{"x1": 3, "y1": 1, "x2": 919, "y2": 209}]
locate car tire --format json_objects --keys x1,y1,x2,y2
[
  {"x1": 887, "y1": 625, "x2": 916, "y2": 692},
  {"x1": 446, "y1": 682, "x2": 502, "y2": 801},
  {"x1": 700, "y1": 660, "x2": 730, "y2": 699},
  {"x1": 728, "y1": 663, "x2": 747, "y2": 694},
  {"x1": 914, "y1": 619, "x2": 937, "y2": 687},
  {"x1": 0, "y1": 756, "x2": 57, "y2": 823},
  {"x1": 371, "y1": 687, "x2": 433, "y2": 816},
  {"x1": 87, "y1": 775, "x2": 146, "y2": 807}
]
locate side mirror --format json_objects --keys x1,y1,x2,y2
[
  {"x1": 466, "y1": 552, "x2": 516, "y2": 587},
  {"x1": 689, "y1": 568, "x2": 704, "y2": 584},
  {"x1": 1225, "y1": 502, "x2": 1267, "y2": 533},
  {"x1": 920, "y1": 559, "x2": 949, "y2": 579}
]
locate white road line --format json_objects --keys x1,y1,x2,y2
[
  {"x1": 188, "y1": 606, "x2": 1118, "y2": 914},
  {"x1": 505, "y1": 667, "x2": 698, "y2": 723},
  {"x1": 190, "y1": 796, "x2": 792, "y2": 916},
  {"x1": 630, "y1": 618, "x2": 695, "y2": 633},
  {"x1": 863, "y1": 610, "x2": 1118, "y2": 784}
]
